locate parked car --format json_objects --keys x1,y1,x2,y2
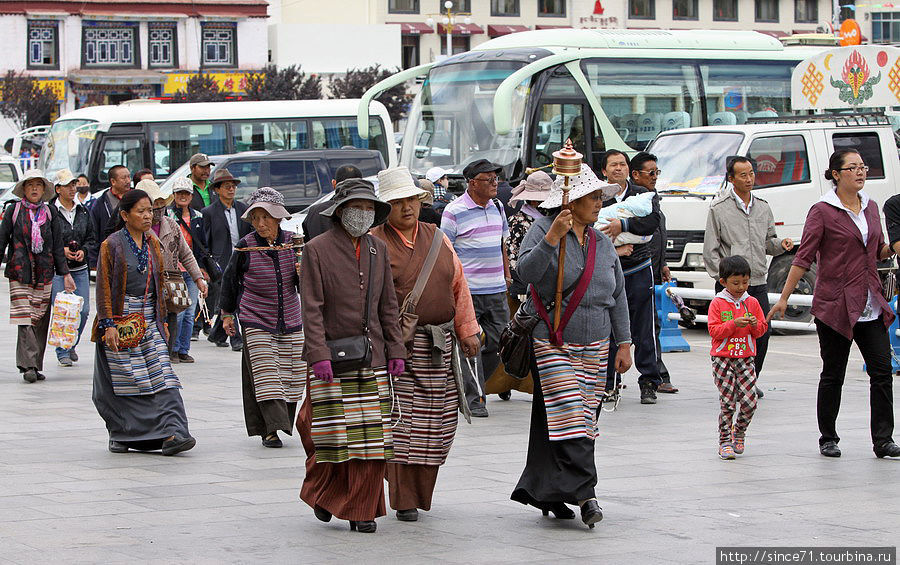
[{"x1": 0, "y1": 156, "x2": 25, "y2": 219}]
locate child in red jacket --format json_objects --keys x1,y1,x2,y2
[{"x1": 708, "y1": 256, "x2": 768, "y2": 460}]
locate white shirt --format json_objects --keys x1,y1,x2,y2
[
  {"x1": 614, "y1": 184, "x2": 627, "y2": 203},
  {"x1": 821, "y1": 189, "x2": 880, "y2": 322},
  {"x1": 224, "y1": 205, "x2": 239, "y2": 246},
  {"x1": 75, "y1": 191, "x2": 94, "y2": 206},
  {"x1": 731, "y1": 188, "x2": 753, "y2": 215},
  {"x1": 55, "y1": 199, "x2": 77, "y2": 226}
]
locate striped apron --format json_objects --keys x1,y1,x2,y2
[
  {"x1": 533, "y1": 338, "x2": 609, "y2": 441},
  {"x1": 243, "y1": 327, "x2": 306, "y2": 403},
  {"x1": 9, "y1": 280, "x2": 51, "y2": 326}
]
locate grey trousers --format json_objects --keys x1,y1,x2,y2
[
  {"x1": 462, "y1": 292, "x2": 509, "y2": 408},
  {"x1": 16, "y1": 310, "x2": 51, "y2": 372}
]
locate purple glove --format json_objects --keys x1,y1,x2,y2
[
  {"x1": 312, "y1": 360, "x2": 334, "y2": 383},
  {"x1": 387, "y1": 358, "x2": 405, "y2": 377}
]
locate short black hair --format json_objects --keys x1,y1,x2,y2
[
  {"x1": 726, "y1": 156, "x2": 753, "y2": 178},
  {"x1": 132, "y1": 168, "x2": 153, "y2": 186},
  {"x1": 718, "y1": 255, "x2": 751, "y2": 280},
  {"x1": 600, "y1": 149, "x2": 628, "y2": 173},
  {"x1": 108, "y1": 165, "x2": 128, "y2": 182},
  {"x1": 334, "y1": 165, "x2": 363, "y2": 184},
  {"x1": 629, "y1": 151, "x2": 657, "y2": 174},
  {"x1": 77, "y1": 174, "x2": 89, "y2": 182}
]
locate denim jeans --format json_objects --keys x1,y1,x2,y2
[
  {"x1": 50, "y1": 268, "x2": 90, "y2": 360},
  {"x1": 174, "y1": 273, "x2": 200, "y2": 355}
]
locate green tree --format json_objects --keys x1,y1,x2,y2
[
  {"x1": 0, "y1": 70, "x2": 58, "y2": 130},
  {"x1": 170, "y1": 73, "x2": 227, "y2": 103},
  {"x1": 329, "y1": 64, "x2": 408, "y2": 122},
  {"x1": 244, "y1": 65, "x2": 322, "y2": 101}
]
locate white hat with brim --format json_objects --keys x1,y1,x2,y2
[
  {"x1": 539, "y1": 164, "x2": 621, "y2": 209},
  {"x1": 136, "y1": 179, "x2": 174, "y2": 206},
  {"x1": 13, "y1": 169, "x2": 55, "y2": 202},
  {"x1": 241, "y1": 186, "x2": 291, "y2": 221},
  {"x1": 510, "y1": 170, "x2": 553, "y2": 206},
  {"x1": 377, "y1": 166, "x2": 426, "y2": 203}
]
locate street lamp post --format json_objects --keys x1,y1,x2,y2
[{"x1": 426, "y1": 1, "x2": 471, "y2": 58}]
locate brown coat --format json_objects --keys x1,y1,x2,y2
[
  {"x1": 91, "y1": 230, "x2": 168, "y2": 342},
  {"x1": 301, "y1": 224, "x2": 405, "y2": 366}
]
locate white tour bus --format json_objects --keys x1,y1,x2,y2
[
  {"x1": 358, "y1": 29, "x2": 827, "y2": 182},
  {"x1": 40, "y1": 99, "x2": 395, "y2": 191}
]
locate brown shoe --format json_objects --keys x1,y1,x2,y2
[{"x1": 657, "y1": 382, "x2": 679, "y2": 394}]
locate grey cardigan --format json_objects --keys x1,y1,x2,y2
[{"x1": 517, "y1": 215, "x2": 632, "y2": 346}]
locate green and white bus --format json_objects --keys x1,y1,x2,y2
[{"x1": 359, "y1": 28, "x2": 827, "y2": 181}]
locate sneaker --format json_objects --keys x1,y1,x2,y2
[
  {"x1": 470, "y1": 405, "x2": 490, "y2": 418},
  {"x1": 178, "y1": 353, "x2": 195, "y2": 363},
  {"x1": 639, "y1": 383, "x2": 657, "y2": 404},
  {"x1": 190, "y1": 332, "x2": 199, "y2": 342},
  {"x1": 58, "y1": 356, "x2": 73, "y2": 367},
  {"x1": 68, "y1": 349, "x2": 79, "y2": 362},
  {"x1": 733, "y1": 437, "x2": 745, "y2": 454},
  {"x1": 23, "y1": 369, "x2": 38, "y2": 383},
  {"x1": 719, "y1": 443, "x2": 736, "y2": 460},
  {"x1": 169, "y1": 355, "x2": 180, "y2": 365},
  {"x1": 657, "y1": 382, "x2": 679, "y2": 394}
]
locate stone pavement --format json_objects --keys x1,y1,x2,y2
[{"x1": 0, "y1": 286, "x2": 898, "y2": 563}]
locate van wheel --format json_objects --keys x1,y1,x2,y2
[{"x1": 767, "y1": 254, "x2": 816, "y2": 329}]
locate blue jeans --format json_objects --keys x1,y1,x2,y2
[
  {"x1": 50, "y1": 268, "x2": 90, "y2": 360},
  {"x1": 174, "y1": 273, "x2": 200, "y2": 355}
]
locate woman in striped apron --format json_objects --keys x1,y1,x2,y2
[
  {"x1": 219, "y1": 187, "x2": 305, "y2": 449},
  {"x1": 510, "y1": 165, "x2": 632, "y2": 529}
]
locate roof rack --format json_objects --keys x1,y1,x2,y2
[{"x1": 745, "y1": 113, "x2": 892, "y2": 127}]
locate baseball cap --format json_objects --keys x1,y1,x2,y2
[
  {"x1": 189, "y1": 153, "x2": 213, "y2": 167},
  {"x1": 462, "y1": 159, "x2": 502, "y2": 181},
  {"x1": 425, "y1": 167, "x2": 449, "y2": 183}
]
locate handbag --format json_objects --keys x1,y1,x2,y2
[
  {"x1": 326, "y1": 236, "x2": 375, "y2": 374},
  {"x1": 398, "y1": 228, "x2": 445, "y2": 350},
  {"x1": 883, "y1": 267, "x2": 897, "y2": 301},
  {"x1": 112, "y1": 255, "x2": 153, "y2": 349},
  {"x1": 203, "y1": 253, "x2": 222, "y2": 283},
  {"x1": 163, "y1": 270, "x2": 191, "y2": 313}
]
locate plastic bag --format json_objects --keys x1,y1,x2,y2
[{"x1": 48, "y1": 292, "x2": 84, "y2": 349}]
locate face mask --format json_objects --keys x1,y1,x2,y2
[
  {"x1": 152, "y1": 207, "x2": 165, "y2": 226},
  {"x1": 341, "y1": 207, "x2": 375, "y2": 238},
  {"x1": 77, "y1": 184, "x2": 89, "y2": 194}
]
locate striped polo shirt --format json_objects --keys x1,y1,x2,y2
[{"x1": 440, "y1": 191, "x2": 509, "y2": 295}]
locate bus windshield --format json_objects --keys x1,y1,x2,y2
[
  {"x1": 650, "y1": 131, "x2": 743, "y2": 195},
  {"x1": 402, "y1": 61, "x2": 529, "y2": 177},
  {"x1": 41, "y1": 119, "x2": 96, "y2": 178}
]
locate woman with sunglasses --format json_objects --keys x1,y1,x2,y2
[{"x1": 768, "y1": 149, "x2": 900, "y2": 459}]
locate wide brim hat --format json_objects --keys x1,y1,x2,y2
[
  {"x1": 377, "y1": 166, "x2": 426, "y2": 203},
  {"x1": 12, "y1": 169, "x2": 55, "y2": 201},
  {"x1": 210, "y1": 168, "x2": 241, "y2": 188},
  {"x1": 241, "y1": 186, "x2": 291, "y2": 221},
  {"x1": 510, "y1": 170, "x2": 553, "y2": 205},
  {"x1": 320, "y1": 178, "x2": 391, "y2": 227},
  {"x1": 136, "y1": 179, "x2": 174, "y2": 206},
  {"x1": 539, "y1": 164, "x2": 621, "y2": 209}
]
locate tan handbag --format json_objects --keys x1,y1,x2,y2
[
  {"x1": 162, "y1": 270, "x2": 191, "y2": 313},
  {"x1": 399, "y1": 230, "x2": 445, "y2": 350}
]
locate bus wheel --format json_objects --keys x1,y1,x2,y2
[{"x1": 767, "y1": 254, "x2": 816, "y2": 332}]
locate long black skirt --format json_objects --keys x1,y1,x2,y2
[
  {"x1": 92, "y1": 342, "x2": 190, "y2": 450},
  {"x1": 241, "y1": 345, "x2": 297, "y2": 437},
  {"x1": 511, "y1": 355, "x2": 597, "y2": 507}
]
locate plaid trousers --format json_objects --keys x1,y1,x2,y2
[{"x1": 711, "y1": 356, "x2": 758, "y2": 444}]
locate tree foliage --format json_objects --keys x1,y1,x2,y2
[
  {"x1": 244, "y1": 65, "x2": 322, "y2": 101},
  {"x1": 0, "y1": 71, "x2": 58, "y2": 130},
  {"x1": 170, "y1": 73, "x2": 227, "y2": 103},
  {"x1": 329, "y1": 64, "x2": 408, "y2": 122}
]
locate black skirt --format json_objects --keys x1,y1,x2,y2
[
  {"x1": 241, "y1": 345, "x2": 297, "y2": 437},
  {"x1": 511, "y1": 356, "x2": 598, "y2": 507}
]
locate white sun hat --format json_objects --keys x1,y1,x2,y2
[
  {"x1": 539, "y1": 164, "x2": 621, "y2": 209},
  {"x1": 376, "y1": 166, "x2": 427, "y2": 203}
]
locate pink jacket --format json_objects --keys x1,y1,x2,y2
[{"x1": 708, "y1": 291, "x2": 768, "y2": 358}]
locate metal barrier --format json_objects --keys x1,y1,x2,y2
[{"x1": 665, "y1": 286, "x2": 816, "y2": 332}]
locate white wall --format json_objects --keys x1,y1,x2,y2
[
  {"x1": 269, "y1": 23, "x2": 400, "y2": 73},
  {"x1": 237, "y1": 18, "x2": 269, "y2": 69}
]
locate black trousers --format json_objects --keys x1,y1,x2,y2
[
  {"x1": 462, "y1": 292, "x2": 509, "y2": 408},
  {"x1": 608, "y1": 265, "x2": 661, "y2": 389},
  {"x1": 814, "y1": 316, "x2": 895, "y2": 447},
  {"x1": 715, "y1": 282, "x2": 771, "y2": 377},
  {"x1": 207, "y1": 279, "x2": 242, "y2": 347}
]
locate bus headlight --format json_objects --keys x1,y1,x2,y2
[{"x1": 685, "y1": 253, "x2": 705, "y2": 269}]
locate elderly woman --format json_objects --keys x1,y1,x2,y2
[
  {"x1": 218, "y1": 187, "x2": 306, "y2": 448},
  {"x1": 139, "y1": 179, "x2": 208, "y2": 361},
  {"x1": 510, "y1": 165, "x2": 632, "y2": 528},
  {"x1": 370, "y1": 167, "x2": 480, "y2": 522},
  {"x1": 49, "y1": 168, "x2": 95, "y2": 367},
  {"x1": 298, "y1": 178, "x2": 406, "y2": 534},
  {"x1": 92, "y1": 189, "x2": 195, "y2": 456},
  {"x1": 0, "y1": 169, "x2": 75, "y2": 383},
  {"x1": 771, "y1": 149, "x2": 900, "y2": 459}
]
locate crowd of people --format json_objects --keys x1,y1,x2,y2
[{"x1": 2, "y1": 145, "x2": 899, "y2": 535}]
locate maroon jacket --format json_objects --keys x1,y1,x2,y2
[{"x1": 793, "y1": 197, "x2": 894, "y2": 339}]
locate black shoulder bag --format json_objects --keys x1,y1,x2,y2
[{"x1": 326, "y1": 236, "x2": 375, "y2": 374}]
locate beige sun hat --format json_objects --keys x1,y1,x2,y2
[
  {"x1": 376, "y1": 166, "x2": 427, "y2": 203},
  {"x1": 418, "y1": 179, "x2": 436, "y2": 206},
  {"x1": 12, "y1": 169, "x2": 55, "y2": 201},
  {"x1": 510, "y1": 170, "x2": 553, "y2": 206},
  {"x1": 539, "y1": 164, "x2": 621, "y2": 209},
  {"x1": 53, "y1": 168, "x2": 76, "y2": 187},
  {"x1": 135, "y1": 179, "x2": 174, "y2": 206}
]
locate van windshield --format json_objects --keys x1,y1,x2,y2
[
  {"x1": 40, "y1": 119, "x2": 96, "y2": 179},
  {"x1": 649, "y1": 131, "x2": 743, "y2": 195}
]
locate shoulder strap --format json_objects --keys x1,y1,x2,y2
[
  {"x1": 12, "y1": 201, "x2": 22, "y2": 224},
  {"x1": 363, "y1": 235, "x2": 374, "y2": 334},
  {"x1": 405, "y1": 228, "x2": 444, "y2": 312}
]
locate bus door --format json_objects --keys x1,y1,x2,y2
[
  {"x1": 532, "y1": 102, "x2": 589, "y2": 170},
  {"x1": 93, "y1": 133, "x2": 146, "y2": 187}
]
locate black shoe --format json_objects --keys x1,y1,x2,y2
[
  {"x1": 262, "y1": 433, "x2": 283, "y2": 448},
  {"x1": 23, "y1": 369, "x2": 37, "y2": 383},
  {"x1": 314, "y1": 505, "x2": 332, "y2": 522},
  {"x1": 36, "y1": 372, "x2": 46, "y2": 381},
  {"x1": 538, "y1": 502, "x2": 575, "y2": 520},
  {"x1": 231, "y1": 343, "x2": 243, "y2": 352},
  {"x1": 349, "y1": 520, "x2": 376, "y2": 533},
  {"x1": 208, "y1": 335, "x2": 227, "y2": 347},
  {"x1": 640, "y1": 383, "x2": 657, "y2": 404},
  {"x1": 69, "y1": 350, "x2": 79, "y2": 362},
  {"x1": 162, "y1": 436, "x2": 196, "y2": 456},
  {"x1": 396, "y1": 509, "x2": 419, "y2": 522},
  {"x1": 756, "y1": 386, "x2": 765, "y2": 399},
  {"x1": 108, "y1": 440, "x2": 129, "y2": 453},
  {"x1": 820, "y1": 441, "x2": 841, "y2": 458},
  {"x1": 579, "y1": 500, "x2": 603, "y2": 529},
  {"x1": 498, "y1": 391, "x2": 511, "y2": 401},
  {"x1": 179, "y1": 353, "x2": 195, "y2": 363},
  {"x1": 874, "y1": 441, "x2": 900, "y2": 458},
  {"x1": 470, "y1": 405, "x2": 489, "y2": 418}
]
